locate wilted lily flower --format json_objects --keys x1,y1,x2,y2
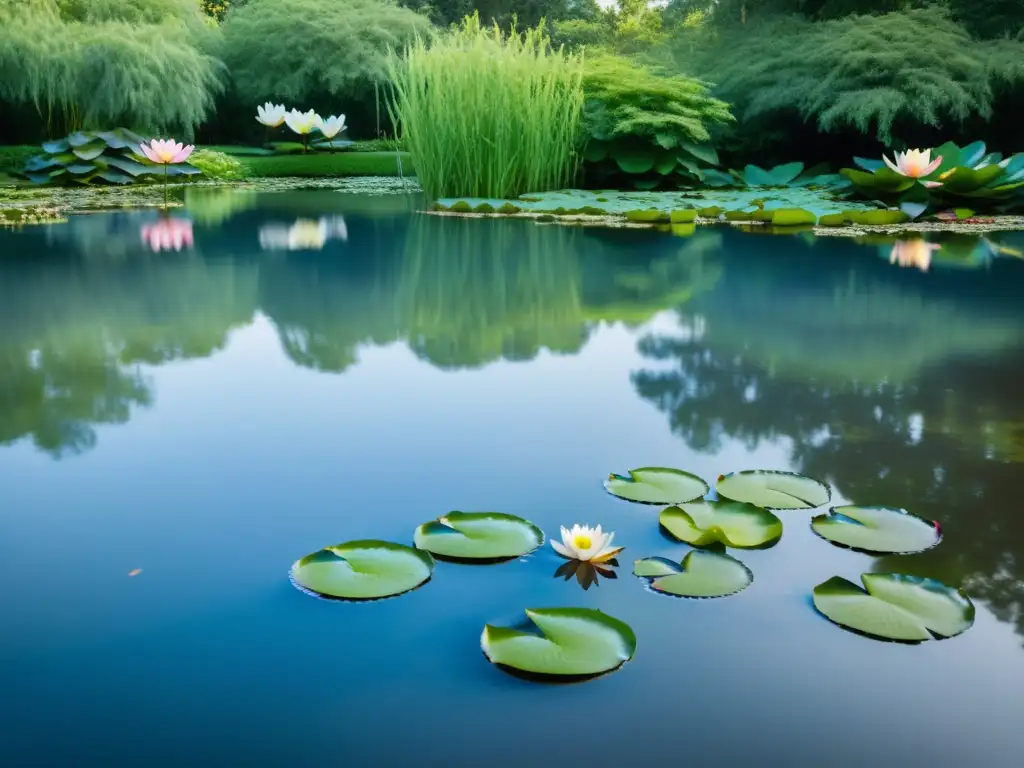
[
  {"x1": 551, "y1": 524, "x2": 623, "y2": 563},
  {"x1": 139, "y1": 139, "x2": 194, "y2": 165},
  {"x1": 883, "y1": 149, "x2": 943, "y2": 187},
  {"x1": 316, "y1": 114, "x2": 347, "y2": 140},
  {"x1": 141, "y1": 217, "x2": 193, "y2": 252},
  {"x1": 889, "y1": 239, "x2": 940, "y2": 272},
  {"x1": 256, "y1": 102, "x2": 287, "y2": 128}
]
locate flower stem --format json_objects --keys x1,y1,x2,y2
[{"x1": 163, "y1": 163, "x2": 168, "y2": 208}]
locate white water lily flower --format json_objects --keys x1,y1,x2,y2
[
  {"x1": 285, "y1": 108, "x2": 319, "y2": 136},
  {"x1": 256, "y1": 102, "x2": 287, "y2": 128},
  {"x1": 551, "y1": 524, "x2": 623, "y2": 563},
  {"x1": 316, "y1": 114, "x2": 347, "y2": 140},
  {"x1": 883, "y1": 148, "x2": 943, "y2": 186}
]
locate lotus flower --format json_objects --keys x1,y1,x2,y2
[
  {"x1": 285, "y1": 109, "x2": 320, "y2": 152},
  {"x1": 141, "y1": 217, "x2": 193, "y2": 252},
  {"x1": 883, "y1": 149, "x2": 943, "y2": 187},
  {"x1": 139, "y1": 139, "x2": 194, "y2": 165},
  {"x1": 551, "y1": 524, "x2": 623, "y2": 563},
  {"x1": 889, "y1": 239, "x2": 940, "y2": 272},
  {"x1": 256, "y1": 102, "x2": 287, "y2": 128},
  {"x1": 316, "y1": 114, "x2": 346, "y2": 140}
]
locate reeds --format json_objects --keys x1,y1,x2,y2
[{"x1": 386, "y1": 14, "x2": 585, "y2": 201}]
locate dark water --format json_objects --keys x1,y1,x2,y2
[{"x1": 2, "y1": 190, "x2": 1023, "y2": 766}]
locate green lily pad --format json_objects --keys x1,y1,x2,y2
[
  {"x1": 604, "y1": 467, "x2": 709, "y2": 505},
  {"x1": 661, "y1": 501, "x2": 783, "y2": 548},
  {"x1": 413, "y1": 511, "x2": 543, "y2": 561},
  {"x1": 811, "y1": 506, "x2": 941, "y2": 554},
  {"x1": 812, "y1": 574, "x2": 974, "y2": 642},
  {"x1": 290, "y1": 540, "x2": 434, "y2": 600},
  {"x1": 481, "y1": 608, "x2": 636, "y2": 679},
  {"x1": 634, "y1": 550, "x2": 752, "y2": 598},
  {"x1": 716, "y1": 470, "x2": 830, "y2": 509}
]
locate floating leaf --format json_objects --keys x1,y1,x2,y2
[
  {"x1": 72, "y1": 142, "x2": 108, "y2": 161},
  {"x1": 661, "y1": 501, "x2": 783, "y2": 548},
  {"x1": 716, "y1": 470, "x2": 830, "y2": 509},
  {"x1": 604, "y1": 466, "x2": 709, "y2": 505},
  {"x1": 812, "y1": 574, "x2": 974, "y2": 642},
  {"x1": 41, "y1": 138, "x2": 70, "y2": 154},
  {"x1": 290, "y1": 540, "x2": 434, "y2": 600},
  {"x1": 811, "y1": 506, "x2": 940, "y2": 554},
  {"x1": 634, "y1": 550, "x2": 752, "y2": 598},
  {"x1": 66, "y1": 131, "x2": 96, "y2": 147},
  {"x1": 413, "y1": 511, "x2": 543, "y2": 561},
  {"x1": 481, "y1": 608, "x2": 636, "y2": 678}
]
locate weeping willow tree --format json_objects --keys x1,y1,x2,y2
[
  {"x1": 0, "y1": 0, "x2": 223, "y2": 137},
  {"x1": 678, "y1": 8, "x2": 1019, "y2": 148}
]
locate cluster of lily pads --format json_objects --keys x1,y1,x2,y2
[
  {"x1": 290, "y1": 467, "x2": 975, "y2": 682},
  {"x1": 19, "y1": 129, "x2": 201, "y2": 186}
]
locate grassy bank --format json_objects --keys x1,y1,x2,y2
[{"x1": 236, "y1": 151, "x2": 413, "y2": 178}]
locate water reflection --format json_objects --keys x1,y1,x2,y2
[
  {"x1": 140, "y1": 216, "x2": 194, "y2": 253},
  {"x1": 258, "y1": 216, "x2": 348, "y2": 251},
  {"x1": 553, "y1": 559, "x2": 619, "y2": 590}
]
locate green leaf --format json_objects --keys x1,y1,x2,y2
[
  {"x1": 41, "y1": 139, "x2": 70, "y2": 154},
  {"x1": 840, "y1": 168, "x2": 915, "y2": 194},
  {"x1": 744, "y1": 162, "x2": 804, "y2": 187},
  {"x1": 853, "y1": 157, "x2": 884, "y2": 172},
  {"x1": 900, "y1": 200, "x2": 929, "y2": 220},
  {"x1": 104, "y1": 156, "x2": 152, "y2": 177},
  {"x1": 818, "y1": 213, "x2": 852, "y2": 227},
  {"x1": 716, "y1": 470, "x2": 830, "y2": 509},
  {"x1": 635, "y1": 550, "x2": 752, "y2": 598},
  {"x1": 66, "y1": 131, "x2": 97, "y2": 148},
  {"x1": 770, "y1": 208, "x2": 816, "y2": 226},
  {"x1": 811, "y1": 506, "x2": 940, "y2": 554},
  {"x1": 669, "y1": 209, "x2": 696, "y2": 224},
  {"x1": 71, "y1": 143, "x2": 108, "y2": 161},
  {"x1": 661, "y1": 500, "x2": 783, "y2": 548},
  {"x1": 927, "y1": 141, "x2": 963, "y2": 178},
  {"x1": 290, "y1": 540, "x2": 434, "y2": 600},
  {"x1": 625, "y1": 208, "x2": 670, "y2": 223},
  {"x1": 813, "y1": 574, "x2": 974, "y2": 642},
  {"x1": 413, "y1": 512, "x2": 543, "y2": 561},
  {"x1": 632, "y1": 178, "x2": 661, "y2": 190},
  {"x1": 846, "y1": 209, "x2": 910, "y2": 225},
  {"x1": 24, "y1": 155, "x2": 60, "y2": 172},
  {"x1": 654, "y1": 156, "x2": 677, "y2": 175},
  {"x1": 960, "y1": 141, "x2": 987, "y2": 168},
  {"x1": 66, "y1": 163, "x2": 97, "y2": 175},
  {"x1": 613, "y1": 146, "x2": 656, "y2": 174},
  {"x1": 604, "y1": 466, "x2": 709, "y2": 505},
  {"x1": 939, "y1": 165, "x2": 1005, "y2": 194},
  {"x1": 680, "y1": 142, "x2": 718, "y2": 166},
  {"x1": 95, "y1": 170, "x2": 134, "y2": 185},
  {"x1": 702, "y1": 168, "x2": 737, "y2": 187},
  {"x1": 481, "y1": 608, "x2": 636, "y2": 678}
]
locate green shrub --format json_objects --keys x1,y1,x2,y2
[
  {"x1": 0, "y1": 0, "x2": 223, "y2": 136},
  {"x1": 580, "y1": 52, "x2": 733, "y2": 189},
  {"x1": 190, "y1": 149, "x2": 248, "y2": 181},
  {"x1": 386, "y1": 14, "x2": 585, "y2": 200},
  {"x1": 0, "y1": 145, "x2": 38, "y2": 174},
  {"x1": 221, "y1": 0, "x2": 432, "y2": 107},
  {"x1": 688, "y1": 9, "x2": 1001, "y2": 145},
  {"x1": 236, "y1": 151, "x2": 413, "y2": 178}
]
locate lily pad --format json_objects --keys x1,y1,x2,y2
[
  {"x1": 812, "y1": 574, "x2": 974, "y2": 642},
  {"x1": 413, "y1": 511, "x2": 543, "y2": 561},
  {"x1": 290, "y1": 540, "x2": 434, "y2": 600},
  {"x1": 481, "y1": 608, "x2": 636, "y2": 679},
  {"x1": 716, "y1": 470, "x2": 830, "y2": 509},
  {"x1": 811, "y1": 506, "x2": 941, "y2": 554},
  {"x1": 634, "y1": 550, "x2": 752, "y2": 598},
  {"x1": 661, "y1": 501, "x2": 783, "y2": 548},
  {"x1": 604, "y1": 467, "x2": 709, "y2": 505}
]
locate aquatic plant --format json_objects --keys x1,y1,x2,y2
[
  {"x1": 551, "y1": 524, "x2": 623, "y2": 563},
  {"x1": 386, "y1": 14, "x2": 585, "y2": 199},
  {"x1": 20, "y1": 128, "x2": 201, "y2": 186},
  {"x1": 701, "y1": 161, "x2": 845, "y2": 190},
  {"x1": 139, "y1": 138, "x2": 195, "y2": 205},
  {"x1": 284, "y1": 109, "x2": 319, "y2": 153},
  {"x1": 842, "y1": 140, "x2": 1024, "y2": 217}
]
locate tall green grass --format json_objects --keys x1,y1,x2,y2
[{"x1": 386, "y1": 14, "x2": 585, "y2": 200}]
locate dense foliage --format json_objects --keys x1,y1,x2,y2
[
  {"x1": 220, "y1": 0, "x2": 433, "y2": 116},
  {"x1": 0, "y1": 0, "x2": 222, "y2": 137},
  {"x1": 387, "y1": 15, "x2": 585, "y2": 199}
]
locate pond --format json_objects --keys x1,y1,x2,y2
[{"x1": 1, "y1": 189, "x2": 1023, "y2": 766}]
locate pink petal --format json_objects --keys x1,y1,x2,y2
[
  {"x1": 140, "y1": 143, "x2": 159, "y2": 163},
  {"x1": 882, "y1": 154, "x2": 903, "y2": 175},
  {"x1": 171, "y1": 145, "x2": 194, "y2": 163},
  {"x1": 922, "y1": 156, "x2": 943, "y2": 176},
  {"x1": 921, "y1": 180, "x2": 943, "y2": 188}
]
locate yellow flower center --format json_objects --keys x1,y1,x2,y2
[{"x1": 574, "y1": 535, "x2": 592, "y2": 550}]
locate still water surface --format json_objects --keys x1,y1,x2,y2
[{"x1": 2, "y1": 190, "x2": 1023, "y2": 766}]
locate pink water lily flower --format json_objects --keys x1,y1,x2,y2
[
  {"x1": 883, "y1": 149, "x2": 943, "y2": 187},
  {"x1": 139, "y1": 139, "x2": 194, "y2": 165},
  {"x1": 141, "y1": 218, "x2": 193, "y2": 252}
]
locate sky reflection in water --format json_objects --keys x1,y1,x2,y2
[{"x1": 0, "y1": 190, "x2": 1023, "y2": 766}]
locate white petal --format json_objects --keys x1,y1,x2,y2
[{"x1": 551, "y1": 540, "x2": 575, "y2": 559}]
